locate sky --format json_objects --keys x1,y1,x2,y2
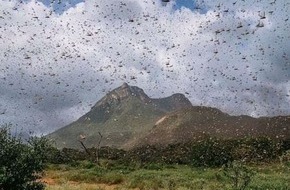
[{"x1": 0, "y1": 0, "x2": 289, "y2": 135}]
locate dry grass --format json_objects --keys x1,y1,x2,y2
[
  {"x1": 43, "y1": 161, "x2": 290, "y2": 190},
  {"x1": 45, "y1": 182, "x2": 107, "y2": 190},
  {"x1": 43, "y1": 176, "x2": 120, "y2": 190}
]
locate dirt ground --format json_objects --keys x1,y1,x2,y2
[{"x1": 42, "y1": 177, "x2": 122, "y2": 190}]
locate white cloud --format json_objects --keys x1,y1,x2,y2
[{"x1": 0, "y1": 0, "x2": 289, "y2": 133}]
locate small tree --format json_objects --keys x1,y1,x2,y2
[
  {"x1": 280, "y1": 150, "x2": 290, "y2": 167},
  {"x1": 78, "y1": 132, "x2": 103, "y2": 165},
  {"x1": 0, "y1": 125, "x2": 48, "y2": 190},
  {"x1": 191, "y1": 138, "x2": 234, "y2": 167},
  {"x1": 222, "y1": 161, "x2": 255, "y2": 190}
]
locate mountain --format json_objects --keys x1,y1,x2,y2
[
  {"x1": 47, "y1": 83, "x2": 192, "y2": 149},
  {"x1": 48, "y1": 83, "x2": 290, "y2": 150},
  {"x1": 127, "y1": 107, "x2": 290, "y2": 148}
]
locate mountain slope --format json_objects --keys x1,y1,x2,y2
[
  {"x1": 47, "y1": 83, "x2": 192, "y2": 149},
  {"x1": 127, "y1": 107, "x2": 290, "y2": 148}
]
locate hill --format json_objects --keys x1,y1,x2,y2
[
  {"x1": 127, "y1": 106, "x2": 290, "y2": 148},
  {"x1": 47, "y1": 83, "x2": 192, "y2": 149},
  {"x1": 48, "y1": 83, "x2": 290, "y2": 150}
]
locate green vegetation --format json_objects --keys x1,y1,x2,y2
[
  {"x1": 222, "y1": 161, "x2": 255, "y2": 190},
  {"x1": 1, "y1": 123, "x2": 290, "y2": 190},
  {"x1": 43, "y1": 160, "x2": 290, "y2": 190},
  {"x1": 42, "y1": 136, "x2": 290, "y2": 190},
  {"x1": 191, "y1": 138, "x2": 234, "y2": 167},
  {"x1": 0, "y1": 125, "x2": 51, "y2": 190}
]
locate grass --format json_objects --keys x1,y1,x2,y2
[
  {"x1": 43, "y1": 160, "x2": 290, "y2": 190},
  {"x1": 46, "y1": 183, "x2": 106, "y2": 190}
]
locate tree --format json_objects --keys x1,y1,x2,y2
[
  {"x1": 191, "y1": 138, "x2": 234, "y2": 167},
  {"x1": 222, "y1": 161, "x2": 255, "y2": 190},
  {"x1": 78, "y1": 132, "x2": 103, "y2": 165},
  {"x1": 0, "y1": 125, "x2": 48, "y2": 190}
]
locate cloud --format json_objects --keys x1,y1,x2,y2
[{"x1": 0, "y1": 0, "x2": 289, "y2": 134}]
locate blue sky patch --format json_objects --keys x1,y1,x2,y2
[{"x1": 34, "y1": 0, "x2": 206, "y2": 14}]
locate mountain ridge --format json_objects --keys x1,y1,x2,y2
[
  {"x1": 126, "y1": 107, "x2": 290, "y2": 148},
  {"x1": 47, "y1": 83, "x2": 290, "y2": 150},
  {"x1": 47, "y1": 83, "x2": 193, "y2": 149}
]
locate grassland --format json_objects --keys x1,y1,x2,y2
[{"x1": 43, "y1": 160, "x2": 290, "y2": 190}]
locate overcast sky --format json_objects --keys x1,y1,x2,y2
[{"x1": 0, "y1": 0, "x2": 289, "y2": 134}]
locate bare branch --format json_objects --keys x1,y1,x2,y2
[{"x1": 78, "y1": 140, "x2": 91, "y2": 156}]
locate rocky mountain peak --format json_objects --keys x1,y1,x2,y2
[
  {"x1": 93, "y1": 83, "x2": 150, "y2": 108},
  {"x1": 120, "y1": 82, "x2": 129, "y2": 88},
  {"x1": 111, "y1": 82, "x2": 150, "y2": 102}
]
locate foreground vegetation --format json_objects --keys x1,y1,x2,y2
[
  {"x1": 1, "y1": 124, "x2": 290, "y2": 190},
  {"x1": 44, "y1": 137, "x2": 290, "y2": 190},
  {"x1": 43, "y1": 160, "x2": 290, "y2": 190},
  {"x1": 0, "y1": 125, "x2": 52, "y2": 190}
]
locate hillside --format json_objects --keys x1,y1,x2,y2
[
  {"x1": 47, "y1": 83, "x2": 192, "y2": 149},
  {"x1": 48, "y1": 83, "x2": 290, "y2": 150},
  {"x1": 127, "y1": 107, "x2": 290, "y2": 148}
]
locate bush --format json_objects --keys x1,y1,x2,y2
[
  {"x1": 0, "y1": 125, "x2": 49, "y2": 190},
  {"x1": 233, "y1": 137, "x2": 283, "y2": 162},
  {"x1": 280, "y1": 150, "x2": 290, "y2": 167},
  {"x1": 191, "y1": 138, "x2": 234, "y2": 167},
  {"x1": 222, "y1": 161, "x2": 255, "y2": 190}
]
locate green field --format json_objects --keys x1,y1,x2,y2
[{"x1": 43, "y1": 160, "x2": 290, "y2": 190}]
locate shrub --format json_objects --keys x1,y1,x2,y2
[
  {"x1": 191, "y1": 138, "x2": 234, "y2": 167},
  {"x1": 233, "y1": 137, "x2": 283, "y2": 162},
  {"x1": 0, "y1": 125, "x2": 49, "y2": 190},
  {"x1": 280, "y1": 150, "x2": 290, "y2": 167},
  {"x1": 222, "y1": 161, "x2": 255, "y2": 190}
]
